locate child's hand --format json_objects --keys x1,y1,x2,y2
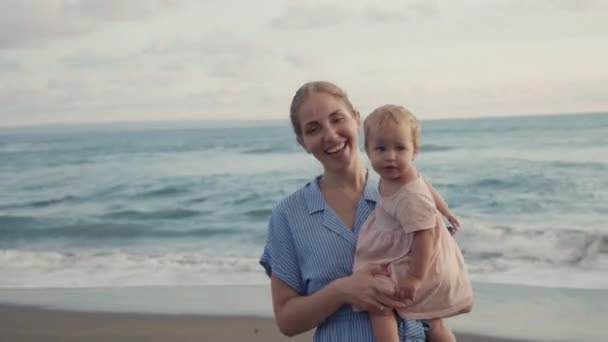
[
  {"x1": 397, "y1": 276, "x2": 423, "y2": 306},
  {"x1": 446, "y1": 213, "x2": 460, "y2": 233}
]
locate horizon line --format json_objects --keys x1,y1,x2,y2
[{"x1": 1, "y1": 110, "x2": 606, "y2": 130}]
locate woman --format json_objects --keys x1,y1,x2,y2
[{"x1": 260, "y1": 81, "x2": 427, "y2": 341}]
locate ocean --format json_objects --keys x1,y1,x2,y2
[{"x1": 1, "y1": 112, "x2": 607, "y2": 290}]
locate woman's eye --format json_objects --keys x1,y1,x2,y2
[{"x1": 306, "y1": 127, "x2": 319, "y2": 135}]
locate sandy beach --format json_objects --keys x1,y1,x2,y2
[
  {"x1": 0, "y1": 304, "x2": 533, "y2": 342},
  {"x1": 0, "y1": 283, "x2": 605, "y2": 341}
]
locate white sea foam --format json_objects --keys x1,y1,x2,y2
[
  {"x1": 1, "y1": 243, "x2": 607, "y2": 289},
  {"x1": 0, "y1": 249, "x2": 266, "y2": 288}
]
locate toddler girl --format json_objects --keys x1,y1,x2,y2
[{"x1": 353, "y1": 104, "x2": 473, "y2": 342}]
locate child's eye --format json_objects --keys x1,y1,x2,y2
[
  {"x1": 397, "y1": 145, "x2": 407, "y2": 151},
  {"x1": 375, "y1": 146, "x2": 386, "y2": 151}
]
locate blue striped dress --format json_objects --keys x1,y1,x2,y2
[{"x1": 260, "y1": 175, "x2": 427, "y2": 341}]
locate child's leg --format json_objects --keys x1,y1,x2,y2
[
  {"x1": 370, "y1": 311, "x2": 400, "y2": 342},
  {"x1": 426, "y1": 318, "x2": 456, "y2": 342}
]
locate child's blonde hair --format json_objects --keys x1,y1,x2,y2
[
  {"x1": 364, "y1": 104, "x2": 421, "y2": 151},
  {"x1": 289, "y1": 81, "x2": 358, "y2": 136}
]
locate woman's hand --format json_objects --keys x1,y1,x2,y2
[{"x1": 335, "y1": 264, "x2": 406, "y2": 315}]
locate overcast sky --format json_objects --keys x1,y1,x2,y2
[{"x1": 0, "y1": 0, "x2": 606, "y2": 126}]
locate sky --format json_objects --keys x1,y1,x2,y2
[{"x1": 0, "y1": 0, "x2": 607, "y2": 127}]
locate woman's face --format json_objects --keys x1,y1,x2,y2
[{"x1": 296, "y1": 92, "x2": 361, "y2": 173}]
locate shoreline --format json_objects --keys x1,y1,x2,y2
[{"x1": 0, "y1": 304, "x2": 532, "y2": 342}]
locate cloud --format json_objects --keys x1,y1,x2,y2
[
  {"x1": 283, "y1": 52, "x2": 323, "y2": 72},
  {"x1": 0, "y1": 70, "x2": 285, "y2": 126},
  {"x1": 407, "y1": 2, "x2": 440, "y2": 17},
  {"x1": 1, "y1": 1, "x2": 605, "y2": 126},
  {"x1": 0, "y1": 77, "x2": 46, "y2": 117},
  {"x1": 270, "y1": 2, "x2": 439, "y2": 29},
  {"x1": 362, "y1": 3, "x2": 438, "y2": 24},
  {"x1": 0, "y1": 30, "x2": 298, "y2": 125},
  {"x1": 507, "y1": 0, "x2": 608, "y2": 12},
  {"x1": 415, "y1": 80, "x2": 608, "y2": 118},
  {"x1": 194, "y1": 30, "x2": 266, "y2": 58},
  {"x1": 68, "y1": 0, "x2": 182, "y2": 20},
  {"x1": 269, "y1": 4, "x2": 354, "y2": 30},
  {"x1": 143, "y1": 30, "x2": 292, "y2": 79},
  {"x1": 61, "y1": 50, "x2": 136, "y2": 68},
  {"x1": 363, "y1": 6, "x2": 409, "y2": 24},
  {"x1": 144, "y1": 30, "x2": 261, "y2": 57},
  {"x1": 0, "y1": 69, "x2": 183, "y2": 124},
  {"x1": 0, "y1": 58, "x2": 22, "y2": 72},
  {"x1": 0, "y1": 0, "x2": 182, "y2": 49},
  {"x1": 196, "y1": 32, "x2": 274, "y2": 79}
]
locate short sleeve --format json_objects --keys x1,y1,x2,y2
[
  {"x1": 259, "y1": 206, "x2": 305, "y2": 294},
  {"x1": 394, "y1": 192, "x2": 437, "y2": 234}
]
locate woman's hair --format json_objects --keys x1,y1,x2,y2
[
  {"x1": 364, "y1": 104, "x2": 421, "y2": 151},
  {"x1": 289, "y1": 81, "x2": 358, "y2": 136}
]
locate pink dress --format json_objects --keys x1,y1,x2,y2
[{"x1": 353, "y1": 176, "x2": 473, "y2": 320}]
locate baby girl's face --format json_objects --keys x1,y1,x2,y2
[{"x1": 366, "y1": 123, "x2": 417, "y2": 182}]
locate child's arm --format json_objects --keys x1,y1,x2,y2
[
  {"x1": 394, "y1": 190, "x2": 438, "y2": 302},
  {"x1": 424, "y1": 179, "x2": 460, "y2": 231},
  {"x1": 409, "y1": 229, "x2": 435, "y2": 279},
  {"x1": 397, "y1": 229, "x2": 435, "y2": 303},
  {"x1": 424, "y1": 179, "x2": 449, "y2": 216}
]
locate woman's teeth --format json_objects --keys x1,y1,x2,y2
[{"x1": 326, "y1": 142, "x2": 346, "y2": 154}]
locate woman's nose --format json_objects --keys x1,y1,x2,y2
[{"x1": 323, "y1": 126, "x2": 339, "y2": 142}]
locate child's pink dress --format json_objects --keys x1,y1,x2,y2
[{"x1": 353, "y1": 176, "x2": 473, "y2": 320}]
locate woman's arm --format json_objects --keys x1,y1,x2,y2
[
  {"x1": 271, "y1": 265, "x2": 407, "y2": 337},
  {"x1": 271, "y1": 276, "x2": 344, "y2": 336}
]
